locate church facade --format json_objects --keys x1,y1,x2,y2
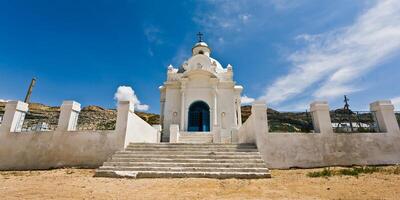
[{"x1": 159, "y1": 39, "x2": 243, "y2": 143}]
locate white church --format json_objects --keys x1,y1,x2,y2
[
  {"x1": 159, "y1": 36, "x2": 243, "y2": 143},
  {"x1": 1, "y1": 33, "x2": 399, "y2": 179}
]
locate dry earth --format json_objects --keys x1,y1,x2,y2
[{"x1": 0, "y1": 167, "x2": 399, "y2": 200}]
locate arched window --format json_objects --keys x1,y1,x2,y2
[{"x1": 188, "y1": 101, "x2": 210, "y2": 132}]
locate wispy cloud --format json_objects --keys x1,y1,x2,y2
[
  {"x1": 193, "y1": 0, "x2": 259, "y2": 46},
  {"x1": 269, "y1": 0, "x2": 303, "y2": 10},
  {"x1": 143, "y1": 24, "x2": 164, "y2": 56},
  {"x1": 143, "y1": 25, "x2": 163, "y2": 45},
  {"x1": 262, "y1": 0, "x2": 400, "y2": 105}
]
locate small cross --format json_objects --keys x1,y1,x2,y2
[
  {"x1": 344, "y1": 95, "x2": 349, "y2": 105},
  {"x1": 197, "y1": 32, "x2": 204, "y2": 42}
]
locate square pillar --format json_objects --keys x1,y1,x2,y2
[
  {"x1": 310, "y1": 101, "x2": 333, "y2": 133},
  {"x1": 116, "y1": 100, "x2": 134, "y2": 133},
  {"x1": 115, "y1": 100, "x2": 135, "y2": 148},
  {"x1": 0, "y1": 101, "x2": 29, "y2": 133},
  {"x1": 169, "y1": 124, "x2": 179, "y2": 143},
  {"x1": 370, "y1": 100, "x2": 399, "y2": 133},
  {"x1": 252, "y1": 101, "x2": 268, "y2": 134},
  {"x1": 152, "y1": 125, "x2": 162, "y2": 143},
  {"x1": 56, "y1": 101, "x2": 81, "y2": 131}
]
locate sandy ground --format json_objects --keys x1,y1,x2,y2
[{"x1": 0, "y1": 167, "x2": 399, "y2": 200}]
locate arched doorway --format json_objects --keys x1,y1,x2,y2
[{"x1": 188, "y1": 101, "x2": 210, "y2": 132}]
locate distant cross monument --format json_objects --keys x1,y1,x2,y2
[
  {"x1": 197, "y1": 32, "x2": 204, "y2": 42},
  {"x1": 343, "y1": 95, "x2": 353, "y2": 132}
]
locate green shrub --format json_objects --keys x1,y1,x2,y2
[
  {"x1": 339, "y1": 166, "x2": 380, "y2": 177},
  {"x1": 307, "y1": 168, "x2": 333, "y2": 178}
]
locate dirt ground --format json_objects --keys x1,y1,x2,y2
[{"x1": 0, "y1": 167, "x2": 399, "y2": 200}]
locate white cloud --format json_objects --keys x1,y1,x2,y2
[
  {"x1": 241, "y1": 95, "x2": 255, "y2": 104},
  {"x1": 262, "y1": 0, "x2": 400, "y2": 105},
  {"x1": 114, "y1": 86, "x2": 149, "y2": 111},
  {"x1": 391, "y1": 96, "x2": 400, "y2": 110}
]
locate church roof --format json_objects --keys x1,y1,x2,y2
[{"x1": 194, "y1": 42, "x2": 208, "y2": 47}]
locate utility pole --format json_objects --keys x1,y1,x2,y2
[
  {"x1": 343, "y1": 95, "x2": 353, "y2": 132},
  {"x1": 24, "y1": 78, "x2": 36, "y2": 103}
]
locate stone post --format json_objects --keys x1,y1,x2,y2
[
  {"x1": 0, "y1": 101, "x2": 29, "y2": 133},
  {"x1": 213, "y1": 125, "x2": 221, "y2": 143},
  {"x1": 370, "y1": 100, "x2": 400, "y2": 133},
  {"x1": 152, "y1": 125, "x2": 162, "y2": 143},
  {"x1": 252, "y1": 101, "x2": 268, "y2": 135},
  {"x1": 56, "y1": 101, "x2": 81, "y2": 131},
  {"x1": 169, "y1": 124, "x2": 180, "y2": 143},
  {"x1": 310, "y1": 101, "x2": 333, "y2": 133},
  {"x1": 115, "y1": 100, "x2": 135, "y2": 148},
  {"x1": 231, "y1": 127, "x2": 239, "y2": 143}
]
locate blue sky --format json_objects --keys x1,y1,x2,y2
[{"x1": 0, "y1": 0, "x2": 399, "y2": 113}]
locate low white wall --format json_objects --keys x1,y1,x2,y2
[
  {"x1": 0, "y1": 130, "x2": 121, "y2": 170},
  {"x1": 237, "y1": 115, "x2": 255, "y2": 144},
  {"x1": 125, "y1": 111, "x2": 159, "y2": 146},
  {"x1": 239, "y1": 101, "x2": 400, "y2": 169},
  {"x1": 0, "y1": 100, "x2": 160, "y2": 170},
  {"x1": 257, "y1": 132, "x2": 400, "y2": 169}
]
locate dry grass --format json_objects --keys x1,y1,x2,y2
[{"x1": 0, "y1": 166, "x2": 399, "y2": 200}]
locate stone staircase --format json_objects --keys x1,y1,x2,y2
[
  {"x1": 95, "y1": 143, "x2": 271, "y2": 179},
  {"x1": 178, "y1": 132, "x2": 213, "y2": 143}
]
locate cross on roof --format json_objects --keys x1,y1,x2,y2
[{"x1": 197, "y1": 32, "x2": 204, "y2": 42}]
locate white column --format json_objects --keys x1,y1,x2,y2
[
  {"x1": 370, "y1": 100, "x2": 400, "y2": 133},
  {"x1": 310, "y1": 101, "x2": 333, "y2": 133},
  {"x1": 57, "y1": 101, "x2": 81, "y2": 131},
  {"x1": 213, "y1": 90, "x2": 218, "y2": 126},
  {"x1": 180, "y1": 90, "x2": 185, "y2": 130},
  {"x1": 237, "y1": 98, "x2": 242, "y2": 126},
  {"x1": 0, "y1": 101, "x2": 29, "y2": 133},
  {"x1": 233, "y1": 99, "x2": 238, "y2": 126}
]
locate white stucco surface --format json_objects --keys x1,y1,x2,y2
[
  {"x1": 257, "y1": 132, "x2": 400, "y2": 169},
  {"x1": 0, "y1": 130, "x2": 120, "y2": 170},
  {"x1": 239, "y1": 101, "x2": 400, "y2": 169},
  {"x1": 0, "y1": 100, "x2": 159, "y2": 170}
]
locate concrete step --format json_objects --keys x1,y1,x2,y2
[
  {"x1": 99, "y1": 166, "x2": 269, "y2": 173},
  {"x1": 123, "y1": 147, "x2": 258, "y2": 152},
  {"x1": 95, "y1": 142, "x2": 270, "y2": 179},
  {"x1": 109, "y1": 158, "x2": 265, "y2": 163},
  {"x1": 102, "y1": 162, "x2": 267, "y2": 168},
  {"x1": 95, "y1": 170, "x2": 271, "y2": 179},
  {"x1": 127, "y1": 143, "x2": 255, "y2": 147},
  {"x1": 110, "y1": 154, "x2": 263, "y2": 159},
  {"x1": 178, "y1": 140, "x2": 213, "y2": 144},
  {"x1": 115, "y1": 151, "x2": 261, "y2": 155},
  {"x1": 127, "y1": 144, "x2": 256, "y2": 149}
]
